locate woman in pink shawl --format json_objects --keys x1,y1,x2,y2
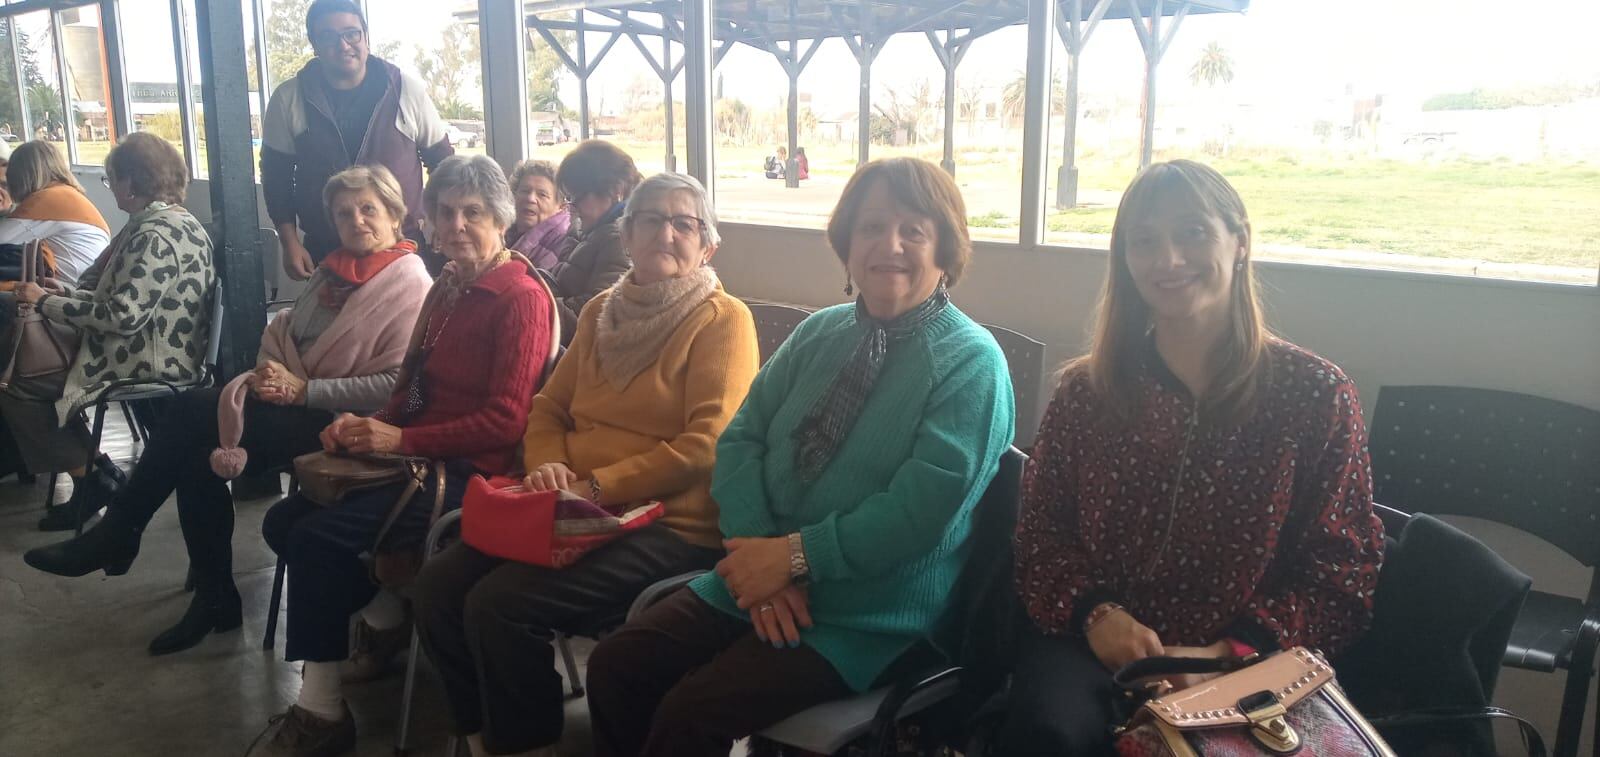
[
  {"x1": 23, "y1": 165, "x2": 433, "y2": 656},
  {"x1": 505, "y1": 159, "x2": 573, "y2": 270}
]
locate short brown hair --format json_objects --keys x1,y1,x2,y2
[
  {"x1": 510, "y1": 159, "x2": 561, "y2": 198},
  {"x1": 825, "y1": 158, "x2": 972, "y2": 287},
  {"x1": 556, "y1": 140, "x2": 641, "y2": 204},
  {"x1": 106, "y1": 132, "x2": 188, "y2": 205},
  {"x1": 8, "y1": 141, "x2": 83, "y2": 202},
  {"x1": 322, "y1": 164, "x2": 406, "y2": 230}
]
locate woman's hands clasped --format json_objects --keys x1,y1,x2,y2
[
  {"x1": 252, "y1": 360, "x2": 307, "y2": 405},
  {"x1": 319, "y1": 412, "x2": 404, "y2": 454},
  {"x1": 717, "y1": 537, "x2": 814, "y2": 648}
]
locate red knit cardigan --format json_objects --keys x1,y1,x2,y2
[
  {"x1": 1014, "y1": 338, "x2": 1385, "y2": 655},
  {"x1": 375, "y1": 260, "x2": 553, "y2": 475}
]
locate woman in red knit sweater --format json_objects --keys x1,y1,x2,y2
[
  {"x1": 1001, "y1": 160, "x2": 1385, "y2": 754},
  {"x1": 257, "y1": 154, "x2": 557, "y2": 756}
]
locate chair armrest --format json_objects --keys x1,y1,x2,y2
[
  {"x1": 423, "y1": 509, "x2": 463, "y2": 556},
  {"x1": 867, "y1": 665, "x2": 962, "y2": 757},
  {"x1": 626, "y1": 570, "x2": 709, "y2": 622}
]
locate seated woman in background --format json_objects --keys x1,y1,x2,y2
[
  {"x1": 23, "y1": 164, "x2": 432, "y2": 656},
  {"x1": 586, "y1": 157, "x2": 1015, "y2": 756},
  {"x1": 0, "y1": 140, "x2": 111, "y2": 285},
  {"x1": 549, "y1": 139, "x2": 639, "y2": 340},
  {"x1": 3, "y1": 133, "x2": 213, "y2": 532},
  {"x1": 413, "y1": 172, "x2": 758, "y2": 757},
  {"x1": 0, "y1": 139, "x2": 15, "y2": 215},
  {"x1": 504, "y1": 159, "x2": 571, "y2": 270},
  {"x1": 999, "y1": 160, "x2": 1386, "y2": 755},
  {"x1": 254, "y1": 154, "x2": 556, "y2": 756}
]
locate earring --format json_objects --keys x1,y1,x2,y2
[
  {"x1": 1234, "y1": 260, "x2": 1246, "y2": 271},
  {"x1": 844, "y1": 275, "x2": 854, "y2": 297}
]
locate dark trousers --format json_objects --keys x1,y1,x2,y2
[
  {"x1": 587, "y1": 588, "x2": 853, "y2": 757},
  {"x1": 411, "y1": 525, "x2": 720, "y2": 754},
  {"x1": 996, "y1": 625, "x2": 1118, "y2": 756},
  {"x1": 262, "y1": 466, "x2": 468, "y2": 663},
  {"x1": 109, "y1": 387, "x2": 330, "y2": 599},
  {"x1": 0, "y1": 367, "x2": 92, "y2": 473}
]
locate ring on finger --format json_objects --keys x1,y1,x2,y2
[{"x1": 759, "y1": 603, "x2": 775, "y2": 613}]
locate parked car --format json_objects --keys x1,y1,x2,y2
[{"x1": 446, "y1": 124, "x2": 480, "y2": 149}]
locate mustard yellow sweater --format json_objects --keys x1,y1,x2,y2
[{"x1": 522, "y1": 285, "x2": 759, "y2": 548}]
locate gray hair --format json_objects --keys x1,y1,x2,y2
[
  {"x1": 622, "y1": 172, "x2": 721, "y2": 249},
  {"x1": 423, "y1": 154, "x2": 515, "y2": 230}
]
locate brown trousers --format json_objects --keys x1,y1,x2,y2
[{"x1": 586, "y1": 588, "x2": 853, "y2": 757}]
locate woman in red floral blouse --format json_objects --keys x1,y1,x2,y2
[{"x1": 1000, "y1": 160, "x2": 1385, "y2": 754}]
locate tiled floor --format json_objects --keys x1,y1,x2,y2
[{"x1": 0, "y1": 415, "x2": 598, "y2": 756}]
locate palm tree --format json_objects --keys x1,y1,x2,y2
[{"x1": 1189, "y1": 41, "x2": 1234, "y2": 88}]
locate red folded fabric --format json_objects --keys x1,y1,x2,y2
[{"x1": 461, "y1": 475, "x2": 664, "y2": 568}]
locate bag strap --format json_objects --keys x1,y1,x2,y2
[
  {"x1": 364, "y1": 459, "x2": 429, "y2": 562},
  {"x1": 1371, "y1": 706, "x2": 1547, "y2": 757},
  {"x1": 1112, "y1": 653, "x2": 1264, "y2": 690},
  {"x1": 0, "y1": 241, "x2": 43, "y2": 390}
]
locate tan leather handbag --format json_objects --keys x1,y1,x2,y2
[
  {"x1": 292, "y1": 451, "x2": 423, "y2": 507},
  {"x1": 1113, "y1": 647, "x2": 1395, "y2": 756},
  {"x1": 0, "y1": 240, "x2": 79, "y2": 389}
]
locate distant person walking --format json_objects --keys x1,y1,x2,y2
[{"x1": 261, "y1": 0, "x2": 453, "y2": 279}]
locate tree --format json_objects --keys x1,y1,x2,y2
[
  {"x1": 872, "y1": 80, "x2": 935, "y2": 145},
  {"x1": 416, "y1": 23, "x2": 481, "y2": 120},
  {"x1": 263, "y1": 0, "x2": 314, "y2": 92},
  {"x1": 525, "y1": 16, "x2": 575, "y2": 117},
  {"x1": 1189, "y1": 41, "x2": 1234, "y2": 88},
  {"x1": 1000, "y1": 70, "x2": 1065, "y2": 128}
]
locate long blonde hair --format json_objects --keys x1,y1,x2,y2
[
  {"x1": 7, "y1": 141, "x2": 83, "y2": 202},
  {"x1": 1077, "y1": 159, "x2": 1271, "y2": 427}
]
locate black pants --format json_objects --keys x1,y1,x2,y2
[
  {"x1": 411, "y1": 525, "x2": 720, "y2": 754},
  {"x1": 996, "y1": 625, "x2": 1119, "y2": 756},
  {"x1": 586, "y1": 589, "x2": 854, "y2": 757},
  {"x1": 262, "y1": 465, "x2": 468, "y2": 663},
  {"x1": 109, "y1": 387, "x2": 330, "y2": 599}
]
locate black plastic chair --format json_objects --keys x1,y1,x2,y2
[
  {"x1": 981, "y1": 324, "x2": 1046, "y2": 448},
  {"x1": 744, "y1": 301, "x2": 813, "y2": 365},
  {"x1": 1368, "y1": 385, "x2": 1600, "y2": 757}
]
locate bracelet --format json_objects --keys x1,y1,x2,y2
[
  {"x1": 1082, "y1": 602, "x2": 1125, "y2": 634},
  {"x1": 589, "y1": 477, "x2": 602, "y2": 503}
]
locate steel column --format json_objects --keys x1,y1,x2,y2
[
  {"x1": 683, "y1": 0, "x2": 713, "y2": 190},
  {"x1": 1055, "y1": 0, "x2": 1113, "y2": 208},
  {"x1": 194, "y1": 0, "x2": 265, "y2": 378},
  {"x1": 169, "y1": 0, "x2": 199, "y2": 174},
  {"x1": 100, "y1": 0, "x2": 132, "y2": 140},
  {"x1": 479, "y1": 0, "x2": 529, "y2": 171},
  {"x1": 1019, "y1": 0, "x2": 1054, "y2": 248},
  {"x1": 577, "y1": 10, "x2": 590, "y2": 139}
]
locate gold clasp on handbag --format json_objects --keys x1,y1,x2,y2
[{"x1": 1242, "y1": 696, "x2": 1300, "y2": 754}]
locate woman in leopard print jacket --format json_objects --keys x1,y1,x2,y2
[{"x1": 4, "y1": 132, "x2": 215, "y2": 531}]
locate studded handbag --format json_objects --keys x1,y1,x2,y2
[{"x1": 1112, "y1": 647, "x2": 1395, "y2": 756}]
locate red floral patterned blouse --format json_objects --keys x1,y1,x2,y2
[{"x1": 1014, "y1": 338, "x2": 1385, "y2": 655}]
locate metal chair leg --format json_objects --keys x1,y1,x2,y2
[
  {"x1": 41, "y1": 472, "x2": 59, "y2": 509},
  {"x1": 1552, "y1": 624, "x2": 1598, "y2": 757},
  {"x1": 395, "y1": 629, "x2": 424, "y2": 755},
  {"x1": 76, "y1": 403, "x2": 110, "y2": 537},
  {"x1": 118, "y1": 401, "x2": 141, "y2": 444},
  {"x1": 263, "y1": 558, "x2": 285, "y2": 650},
  {"x1": 557, "y1": 632, "x2": 585, "y2": 699}
]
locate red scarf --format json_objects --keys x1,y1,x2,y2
[{"x1": 319, "y1": 240, "x2": 416, "y2": 310}]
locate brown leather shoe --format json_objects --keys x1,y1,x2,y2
[
  {"x1": 253, "y1": 703, "x2": 356, "y2": 757},
  {"x1": 340, "y1": 618, "x2": 411, "y2": 683}
]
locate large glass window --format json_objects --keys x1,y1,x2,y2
[
  {"x1": 709, "y1": 2, "x2": 1027, "y2": 242},
  {"x1": 120, "y1": 0, "x2": 185, "y2": 158},
  {"x1": 13, "y1": 10, "x2": 64, "y2": 158},
  {"x1": 0, "y1": 17, "x2": 26, "y2": 142},
  {"x1": 1042, "y1": 2, "x2": 1600, "y2": 285},
  {"x1": 57, "y1": 4, "x2": 111, "y2": 165},
  {"x1": 368, "y1": 1, "x2": 486, "y2": 156}
]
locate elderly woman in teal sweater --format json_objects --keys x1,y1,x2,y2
[{"x1": 586, "y1": 157, "x2": 1015, "y2": 757}]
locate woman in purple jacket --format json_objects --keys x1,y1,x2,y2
[{"x1": 505, "y1": 159, "x2": 572, "y2": 270}]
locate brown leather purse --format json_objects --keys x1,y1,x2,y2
[
  {"x1": 292, "y1": 451, "x2": 423, "y2": 507},
  {"x1": 1113, "y1": 647, "x2": 1395, "y2": 756},
  {"x1": 0, "y1": 240, "x2": 79, "y2": 389}
]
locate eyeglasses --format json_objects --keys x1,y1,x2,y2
[
  {"x1": 631, "y1": 211, "x2": 705, "y2": 239},
  {"x1": 311, "y1": 27, "x2": 365, "y2": 50}
]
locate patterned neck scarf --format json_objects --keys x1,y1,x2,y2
[{"x1": 790, "y1": 285, "x2": 951, "y2": 482}]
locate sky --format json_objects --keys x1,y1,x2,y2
[{"x1": 48, "y1": 0, "x2": 1600, "y2": 118}]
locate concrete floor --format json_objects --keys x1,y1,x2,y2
[{"x1": 0, "y1": 419, "x2": 598, "y2": 757}]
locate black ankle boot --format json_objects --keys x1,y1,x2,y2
[
  {"x1": 23, "y1": 518, "x2": 143, "y2": 577},
  {"x1": 37, "y1": 455, "x2": 127, "y2": 532},
  {"x1": 148, "y1": 585, "x2": 243, "y2": 656}
]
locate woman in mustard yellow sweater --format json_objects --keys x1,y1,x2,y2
[{"x1": 412, "y1": 172, "x2": 758, "y2": 757}]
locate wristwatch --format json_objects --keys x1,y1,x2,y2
[{"x1": 787, "y1": 532, "x2": 811, "y2": 586}]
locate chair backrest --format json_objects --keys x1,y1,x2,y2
[
  {"x1": 746, "y1": 301, "x2": 814, "y2": 366},
  {"x1": 932, "y1": 446, "x2": 1028, "y2": 678},
  {"x1": 1369, "y1": 385, "x2": 1600, "y2": 566},
  {"x1": 981, "y1": 324, "x2": 1046, "y2": 448},
  {"x1": 204, "y1": 276, "x2": 225, "y2": 380}
]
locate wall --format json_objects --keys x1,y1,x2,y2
[{"x1": 714, "y1": 221, "x2": 1599, "y2": 748}]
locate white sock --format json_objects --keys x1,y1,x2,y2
[
  {"x1": 360, "y1": 589, "x2": 405, "y2": 631},
  {"x1": 295, "y1": 661, "x2": 346, "y2": 721}
]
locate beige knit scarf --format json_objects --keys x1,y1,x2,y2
[{"x1": 595, "y1": 266, "x2": 720, "y2": 389}]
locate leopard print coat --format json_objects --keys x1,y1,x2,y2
[{"x1": 38, "y1": 202, "x2": 215, "y2": 425}]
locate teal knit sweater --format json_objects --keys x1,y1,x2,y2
[{"x1": 690, "y1": 302, "x2": 1015, "y2": 692}]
